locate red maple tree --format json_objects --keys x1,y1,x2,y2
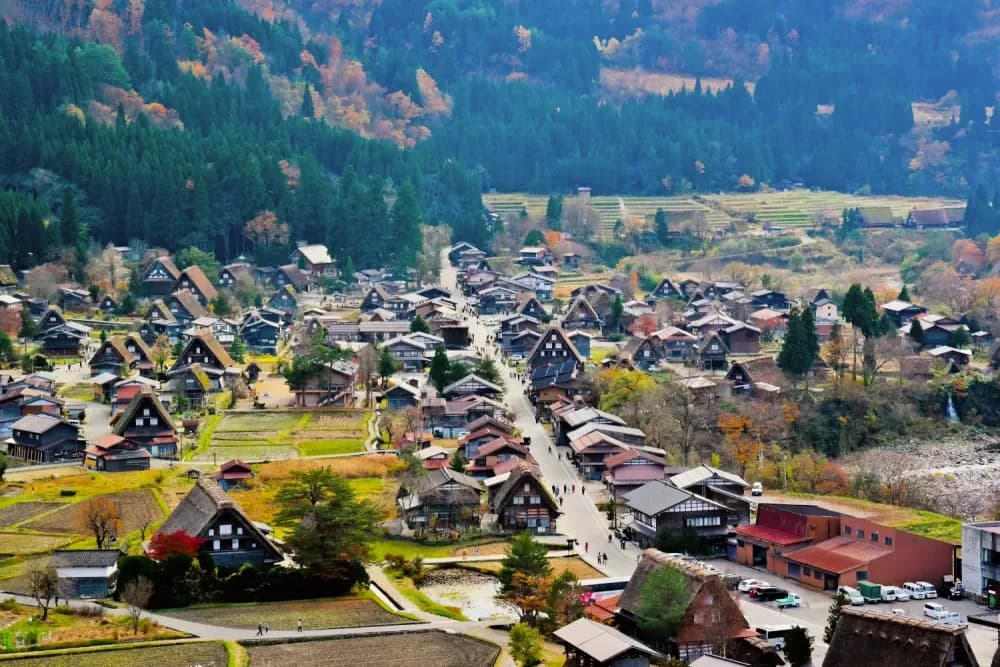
[{"x1": 148, "y1": 531, "x2": 204, "y2": 560}]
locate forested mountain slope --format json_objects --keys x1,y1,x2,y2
[{"x1": 1, "y1": 0, "x2": 998, "y2": 269}]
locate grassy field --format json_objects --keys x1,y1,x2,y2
[
  {"x1": 370, "y1": 538, "x2": 510, "y2": 562},
  {"x1": 246, "y1": 632, "x2": 500, "y2": 667},
  {"x1": 0, "y1": 503, "x2": 65, "y2": 528},
  {"x1": 196, "y1": 410, "x2": 368, "y2": 462},
  {"x1": 161, "y1": 595, "x2": 407, "y2": 631},
  {"x1": 0, "y1": 641, "x2": 230, "y2": 666},
  {"x1": 0, "y1": 603, "x2": 183, "y2": 657},
  {"x1": 230, "y1": 476, "x2": 395, "y2": 526},
  {"x1": 0, "y1": 533, "x2": 76, "y2": 555}
]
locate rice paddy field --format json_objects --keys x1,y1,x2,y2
[
  {"x1": 483, "y1": 190, "x2": 965, "y2": 238},
  {"x1": 195, "y1": 410, "x2": 370, "y2": 462}
]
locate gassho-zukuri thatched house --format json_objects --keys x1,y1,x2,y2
[
  {"x1": 617, "y1": 549, "x2": 754, "y2": 662},
  {"x1": 824, "y1": 607, "x2": 979, "y2": 667},
  {"x1": 153, "y1": 477, "x2": 283, "y2": 569}
]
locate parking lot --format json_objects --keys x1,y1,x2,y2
[{"x1": 717, "y1": 560, "x2": 999, "y2": 665}]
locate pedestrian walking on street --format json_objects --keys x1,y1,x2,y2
[
  {"x1": 264, "y1": 623, "x2": 269, "y2": 634},
  {"x1": 608, "y1": 533, "x2": 613, "y2": 543},
  {"x1": 620, "y1": 538, "x2": 626, "y2": 549},
  {"x1": 581, "y1": 486, "x2": 586, "y2": 495},
  {"x1": 256, "y1": 623, "x2": 263, "y2": 636},
  {"x1": 297, "y1": 619, "x2": 303, "y2": 632},
  {"x1": 584, "y1": 542, "x2": 588, "y2": 553},
  {"x1": 572, "y1": 484, "x2": 576, "y2": 493},
  {"x1": 559, "y1": 497, "x2": 563, "y2": 506}
]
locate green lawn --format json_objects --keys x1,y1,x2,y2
[
  {"x1": 371, "y1": 538, "x2": 456, "y2": 561},
  {"x1": 295, "y1": 439, "x2": 365, "y2": 456}
]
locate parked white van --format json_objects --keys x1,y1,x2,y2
[
  {"x1": 916, "y1": 581, "x2": 938, "y2": 598},
  {"x1": 838, "y1": 586, "x2": 864, "y2": 606},
  {"x1": 903, "y1": 582, "x2": 928, "y2": 600},
  {"x1": 883, "y1": 586, "x2": 910, "y2": 602},
  {"x1": 879, "y1": 587, "x2": 897, "y2": 602}
]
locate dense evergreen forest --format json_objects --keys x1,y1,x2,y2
[
  {"x1": 0, "y1": 1, "x2": 487, "y2": 270},
  {"x1": 1, "y1": 0, "x2": 999, "y2": 268}
]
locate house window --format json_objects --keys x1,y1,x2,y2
[
  {"x1": 871, "y1": 532, "x2": 878, "y2": 542},
  {"x1": 857, "y1": 571, "x2": 868, "y2": 581},
  {"x1": 814, "y1": 570, "x2": 822, "y2": 580},
  {"x1": 212, "y1": 540, "x2": 221, "y2": 551},
  {"x1": 803, "y1": 567, "x2": 812, "y2": 577},
  {"x1": 857, "y1": 529, "x2": 865, "y2": 539},
  {"x1": 844, "y1": 526, "x2": 851, "y2": 535},
  {"x1": 237, "y1": 527, "x2": 243, "y2": 535},
  {"x1": 514, "y1": 497, "x2": 524, "y2": 505},
  {"x1": 530, "y1": 496, "x2": 541, "y2": 504},
  {"x1": 232, "y1": 539, "x2": 239, "y2": 550},
  {"x1": 884, "y1": 536, "x2": 893, "y2": 546},
  {"x1": 150, "y1": 417, "x2": 158, "y2": 426},
  {"x1": 685, "y1": 516, "x2": 722, "y2": 527},
  {"x1": 208, "y1": 528, "x2": 214, "y2": 536},
  {"x1": 135, "y1": 418, "x2": 144, "y2": 426},
  {"x1": 143, "y1": 409, "x2": 150, "y2": 416},
  {"x1": 219, "y1": 524, "x2": 233, "y2": 536}
]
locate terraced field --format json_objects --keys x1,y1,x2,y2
[{"x1": 483, "y1": 190, "x2": 964, "y2": 237}]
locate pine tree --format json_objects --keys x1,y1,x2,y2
[
  {"x1": 410, "y1": 315, "x2": 430, "y2": 333},
  {"x1": 301, "y1": 84, "x2": 315, "y2": 119},
  {"x1": 378, "y1": 346, "x2": 397, "y2": 386},
  {"x1": 909, "y1": 318, "x2": 924, "y2": 348},
  {"x1": 824, "y1": 593, "x2": 848, "y2": 643},
  {"x1": 229, "y1": 337, "x2": 246, "y2": 363},
  {"x1": 897, "y1": 285, "x2": 911, "y2": 301},
  {"x1": 429, "y1": 347, "x2": 450, "y2": 391}
]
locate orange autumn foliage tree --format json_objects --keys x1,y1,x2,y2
[
  {"x1": 629, "y1": 313, "x2": 659, "y2": 336},
  {"x1": 951, "y1": 238, "x2": 986, "y2": 274},
  {"x1": 244, "y1": 210, "x2": 289, "y2": 247},
  {"x1": 718, "y1": 413, "x2": 763, "y2": 477}
]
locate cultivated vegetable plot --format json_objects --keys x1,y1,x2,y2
[{"x1": 246, "y1": 632, "x2": 500, "y2": 667}]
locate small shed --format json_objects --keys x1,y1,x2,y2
[
  {"x1": 553, "y1": 617, "x2": 662, "y2": 666},
  {"x1": 52, "y1": 550, "x2": 119, "y2": 598},
  {"x1": 215, "y1": 459, "x2": 254, "y2": 490}
]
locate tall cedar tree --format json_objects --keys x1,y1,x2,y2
[
  {"x1": 301, "y1": 84, "x2": 315, "y2": 119},
  {"x1": 60, "y1": 188, "x2": 78, "y2": 247},
  {"x1": 778, "y1": 308, "x2": 817, "y2": 380},
  {"x1": 390, "y1": 182, "x2": 423, "y2": 275},
  {"x1": 783, "y1": 626, "x2": 814, "y2": 667},
  {"x1": 909, "y1": 318, "x2": 925, "y2": 348},
  {"x1": 429, "y1": 346, "x2": 450, "y2": 391},
  {"x1": 545, "y1": 194, "x2": 563, "y2": 230},
  {"x1": 897, "y1": 285, "x2": 911, "y2": 301},
  {"x1": 654, "y1": 208, "x2": 670, "y2": 245}
]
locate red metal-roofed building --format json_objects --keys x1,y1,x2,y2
[{"x1": 215, "y1": 459, "x2": 254, "y2": 490}]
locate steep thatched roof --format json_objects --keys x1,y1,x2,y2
[
  {"x1": 619, "y1": 549, "x2": 726, "y2": 618},
  {"x1": 823, "y1": 607, "x2": 978, "y2": 667},
  {"x1": 492, "y1": 468, "x2": 560, "y2": 514}
]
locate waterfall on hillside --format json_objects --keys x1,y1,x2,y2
[{"x1": 946, "y1": 392, "x2": 959, "y2": 423}]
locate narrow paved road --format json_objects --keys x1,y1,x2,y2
[{"x1": 439, "y1": 251, "x2": 642, "y2": 577}]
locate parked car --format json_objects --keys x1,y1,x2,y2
[
  {"x1": 776, "y1": 594, "x2": 801, "y2": 609},
  {"x1": 738, "y1": 578, "x2": 769, "y2": 593},
  {"x1": 751, "y1": 482, "x2": 764, "y2": 496},
  {"x1": 883, "y1": 586, "x2": 909, "y2": 602},
  {"x1": 947, "y1": 581, "x2": 965, "y2": 600},
  {"x1": 880, "y1": 587, "x2": 897, "y2": 602},
  {"x1": 838, "y1": 586, "x2": 865, "y2": 606},
  {"x1": 754, "y1": 587, "x2": 789, "y2": 602},
  {"x1": 916, "y1": 581, "x2": 938, "y2": 598},
  {"x1": 902, "y1": 582, "x2": 927, "y2": 600},
  {"x1": 923, "y1": 602, "x2": 948, "y2": 620},
  {"x1": 940, "y1": 612, "x2": 966, "y2": 626}
]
